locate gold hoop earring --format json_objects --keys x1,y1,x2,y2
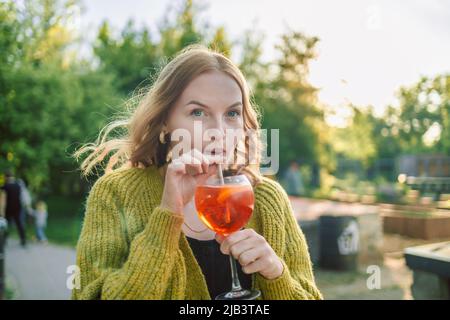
[{"x1": 159, "y1": 131, "x2": 167, "y2": 144}]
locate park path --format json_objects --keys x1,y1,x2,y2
[{"x1": 5, "y1": 239, "x2": 76, "y2": 300}]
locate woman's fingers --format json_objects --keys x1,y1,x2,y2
[
  {"x1": 167, "y1": 156, "x2": 189, "y2": 176},
  {"x1": 191, "y1": 148, "x2": 210, "y2": 173},
  {"x1": 216, "y1": 228, "x2": 274, "y2": 273},
  {"x1": 205, "y1": 153, "x2": 223, "y2": 166},
  {"x1": 180, "y1": 151, "x2": 203, "y2": 175},
  {"x1": 238, "y1": 246, "x2": 266, "y2": 267},
  {"x1": 168, "y1": 149, "x2": 223, "y2": 182},
  {"x1": 219, "y1": 228, "x2": 255, "y2": 255},
  {"x1": 241, "y1": 256, "x2": 267, "y2": 274},
  {"x1": 162, "y1": 148, "x2": 220, "y2": 215},
  {"x1": 192, "y1": 149, "x2": 223, "y2": 173},
  {"x1": 230, "y1": 238, "x2": 257, "y2": 262}
]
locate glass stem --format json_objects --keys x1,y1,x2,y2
[{"x1": 229, "y1": 255, "x2": 243, "y2": 292}]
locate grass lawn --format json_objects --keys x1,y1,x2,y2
[{"x1": 44, "y1": 195, "x2": 85, "y2": 247}]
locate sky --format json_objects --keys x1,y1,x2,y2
[{"x1": 77, "y1": 0, "x2": 450, "y2": 126}]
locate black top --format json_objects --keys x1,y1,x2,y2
[
  {"x1": 1, "y1": 181, "x2": 22, "y2": 215},
  {"x1": 186, "y1": 236, "x2": 252, "y2": 299}
]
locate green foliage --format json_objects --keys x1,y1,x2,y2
[
  {"x1": 94, "y1": 20, "x2": 159, "y2": 95},
  {"x1": 329, "y1": 73, "x2": 450, "y2": 178},
  {"x1": 391, "y1": 74, "x2": 450, "y2": 155},
  {"x1": 44, "y1": 194, "x2": 84, "y2": 246},
  {"x1": 258, "y1": 30, "x2": 327, "y2": 171},
  {"x1": 0, "y1": 0, "x2": 120, "y2": 195},
  {"x1": 209, "y1": 26, "x2": 232, "y2": 57},
  {"x1": 331, "y1": 105, "x2": 377, "y2": 167}
]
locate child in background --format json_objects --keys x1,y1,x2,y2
[{"x1": 33, "y1": 200, "x2": 48, "y2": 244}]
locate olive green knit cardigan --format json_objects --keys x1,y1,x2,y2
[{"x1": 71, "y1": 165, "x2": 323, "y2": 300}]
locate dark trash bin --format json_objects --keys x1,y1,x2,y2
[
  {"x1": 298, "y1": 219, "x2": 320, "y2": 266},
  {"x1": 319, "y1": 215, "x2": 359, "y2": 271}
]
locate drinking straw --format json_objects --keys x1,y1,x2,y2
[
  {"x1": 217, "y1": 162, "x2": 225, "y2": 185},
  {"x1": 217, "y1": 162, "x2": 230, "y2": 224}
]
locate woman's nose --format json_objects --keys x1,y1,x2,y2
[
  {"x1": 205, "y1": 116, "x2": 227, "y2": 133},
  {"x1": 203, "y1": 117, "x2": 226, "y2": 142}
]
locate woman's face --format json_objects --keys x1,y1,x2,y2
[{"x1": 166, "y1": 70, "x2": 244, "y2": 161}]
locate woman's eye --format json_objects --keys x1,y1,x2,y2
[
  {"x1": 227, "y1": 110, "x2": 241, "y2": 118},
  {"x1": 190, "y1": 109, "x2": 205, "y2": 117}
]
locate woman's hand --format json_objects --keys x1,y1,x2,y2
[
  {"x1": 215, "y1": 229, "x2": 284, "y2": 280},
  {"x1": 160, "y1": 149, "x2": 219, "y2": 216}
]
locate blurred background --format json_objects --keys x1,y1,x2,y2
[{"x1": 0, "y1": 0, "x2": 449, "y2": 300}]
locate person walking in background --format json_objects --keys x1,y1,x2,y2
[
  {"x1": 17, "y1": 178, "x2": 32, "y2": 229},
  {"x1": 31, "y1": 200, "x2": 48, "y2": 244},
  {"x1": 0, "y1": 170, "x2": 27, "y2": 247},
  {"x1": 283, "y1": 161, "x2": 306, "y2": 196}
]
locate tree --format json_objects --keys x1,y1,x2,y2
[
  {"x1": 260, "y1": 30, "x2": 327, "y2": 172},
  {"x1": 158, "y1": 0, "x2": 206, "y2": 58},
  {"x1": 379, "y1": 74, "x2": 450, "y2": 156},
  {"x1": 331, "y1": 105, "x2": 377, "y2": 167},
  {"x1": 238, "y1": 28, "x2": 269, "y2": 92},
  {"x1": 209, "y1": 26, "x2": 232, "y2": 57},
  {"x1": 0, "y1": 0, "x2": 119, "y2": 195},
  {"x1": 94, "y1": 20, "x2": 159, "y2": 95}
]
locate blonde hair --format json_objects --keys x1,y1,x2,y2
[
  {"x1": 74, "y1": 45, "x2": 263, "y2": 185},
  {"x1": 35, "y1": 200, "x2": 47, "y2": 212}
]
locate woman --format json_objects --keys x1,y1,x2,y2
[{"x1": 72, "y1": 45, "x2": 322, "y2": 300}]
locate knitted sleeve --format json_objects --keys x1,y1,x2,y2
[
  {"x1": 254, "y1": 179, "x2": 323, "y2": 300},
  {"x1": 71, "y1": 174, "x2": 184, "y2": 300}
]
